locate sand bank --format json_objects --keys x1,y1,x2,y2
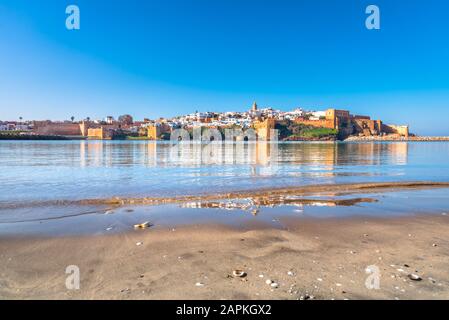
[{"x1": 3, "y1": 181, "x2": 449, "y2": 211}]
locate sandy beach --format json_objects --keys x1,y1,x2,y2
[{"x1": 1, "y1": 213, "x2": 448, "y2": 300}]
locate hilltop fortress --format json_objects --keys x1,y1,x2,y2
[
  {"x1": 29, "y1": 103, "x2": 409, "y2": 141},
  {"x1": 252, "y1": 107, "x2": 409, "y2": 141}
]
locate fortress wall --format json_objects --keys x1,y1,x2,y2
[
  {"x1": 87, "y1": 128, "x2": 104, "y2": 139},
  {"x1": 33, "y1": 122, "x2": 82, "y2": 136},
  {"x1": 352, "y1": 119, "x2": 382, "y2": 135},
  {"x1": 253, "y1": 118, "x2": 276, "y2": 140},
  {"x1": 147, "y1": 126, "x2": 160, "y2": 140},
  {"x1": 383, "y1": 124, "x2": 409, "y2": 137},
  {"x1": 294, "y1": 119, "x2": 336, "y2": 129}
]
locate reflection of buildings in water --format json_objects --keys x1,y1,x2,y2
[
  {"x1": 273, "y1": 142, "x2": 409, "y2": 168},
  {"x1": 157, "y1": 141, "x2": 280, "y2": 166},
  {"x1": 81, "y1": 141, "x2": 167, "y2": 167},
  {"x1": 277, "y1": 143, "x2": 337, "y2": 167},
  {"x1": 114, "y1": 142, "x2": 136, "y2": 166},
  {"x1": 79, "y1": 140, "x2": 86, "y2": 167},
  {"x1": 79, "y1": 140, "x2": 104, "y2": 167},
  {"x1": 145, "y1": 141, "x2": 157, "y2": 166},
  {"x1": 254, "y1": 142, "x2": 276, "y2": 165},
  {"x1": 336, "y1": 142, "x2": 408, "y2": 166},
  {"x1": 146, "y1": 141, "x2": 175, "y2": 166},
  {"x1": 274, "y1": 143, "x2": 339, "y2": 182},
  {"x1": 232, "y1": 142, "x2": 279, "y2": 166},
  {"x1": 101, "y1": 142, "x2": 115, "y2": 167},
  {"x1": 81, "y1": 141, "x2": 146, "y2": 167},
  {"x1": 388, "y1": 142, "x2": 408, "y2": 165},
  {"x1": 80, "y1": 141, "x2": 409, "y2": 168},
  {"x1": 234, "y1": 142, "x2": 280, "y2": 166}
]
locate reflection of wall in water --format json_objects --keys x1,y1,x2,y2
[
  {"x1": 151, "y1": 141, "x2": 280, "y2": 166},
  {"x1": 86, "y1": 141, "x2": 104, "y2": 167},
  {"x1": 79, "y1": 141, "x2": 408, "y2": 168},
  {"x1": 146, "y1": 141, "x2": 157, "y2": 166},
  {"x1": 275, "y1": 142, "x2": 408, "y2": 167},
  {"x1": 335, "y1": 142, "x2": 408, "y2": 166},
  {"x1": 79, "y1": 141, "x2": 111, "y2": 167},
  {"x1": 388, "y1": 143, "x2": 408, "y2": 165},
  {"x1": 277, "y1": 143, "x2": 337, "y2": 166}
]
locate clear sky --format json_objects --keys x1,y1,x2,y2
[{"x1": 0, "y1": 0, "x2": 448, "y2": 135}]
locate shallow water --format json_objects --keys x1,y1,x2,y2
[
  {"x1": 2, "y1": 140, "x2": 449, "y2": 202},
  {"x1": 1, "y1": 140, "x2": 449, "y2": 235},
  {"x1": 1, "y1": 188, "x2": 448, "y2": 237}
]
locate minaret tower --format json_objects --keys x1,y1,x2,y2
[{"x1": 251, "y1": 101, "x2": 258, "y2": 112}]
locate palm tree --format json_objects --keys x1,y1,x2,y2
[{"x1": 19, "y1": 117, "x2": 23, "y2": 123}]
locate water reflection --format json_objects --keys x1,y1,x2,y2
[
  {"x1": 2, "y1": 140, "x2": 441, "y2": 203},
  {"x1": 75, "y1": 141, "x2": 409, "y2": 167},
  {"x1": 181, "y1": 196, "x2": 378, "y2": 213}
]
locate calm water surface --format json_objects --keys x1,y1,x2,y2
[
  {"x1": 1, "y1": 140, "x2": 449, "y2": 202},
  {"x1": 1, "y1": 140, "x2": 449, "y2": 235}
]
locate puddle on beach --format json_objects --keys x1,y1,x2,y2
[{"x1": 1, "y1": 188, "x2": 449, "y2": 237}]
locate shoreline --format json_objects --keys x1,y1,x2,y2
[
  {"x1": 2, "y1": 180, "x2": 449, "y2": 239},
  {"x1": 2, "y1": 135, "x2": 449, "y2": 142},
  {"x1": 14, "y1": 181, "x2": 449, "y2": 208},
  {"x1": 344, "y1": 136, "x2": 449, "y2": 142},
  {"x1": 1, "y1": 213, "x2": 448, "y2": 299}
]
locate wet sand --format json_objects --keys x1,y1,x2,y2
[
  {"x1": 3, "y1": 181, "x2": 449, "y2": 210},
  {"x1": 82, "y1": 181, "x2": 449, "y2": 206},
  {"x1": 1, "y1": 214, "x2": 448, "y2": 300}
]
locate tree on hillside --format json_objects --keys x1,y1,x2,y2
[{"x1": 118, "y1": 114, "x2": 133, "y2": 125}]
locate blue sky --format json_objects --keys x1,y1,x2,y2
[{"x1": 0, "y1": 0, "x2": 448, "y2": 135}]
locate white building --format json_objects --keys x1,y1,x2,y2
[
  {"x1": 309, "y1": 110, "x2": 326, "y2": 120},
  {"x1": 0, "y1": 122, "x2": 30, "y2": 131},
  {"x1": 104, "y1": 116, "x2": 114, "y2": 124}
]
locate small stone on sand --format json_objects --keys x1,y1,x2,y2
[
  {"x1": 232, "y1": 270, "x2": 247, "y2": 278},
  {"x1": 408, "y1": 274, "x2": 422, "y2": 281},
  {"x1": 134, "y1": 222, "x2": 151, "y2": 230}
]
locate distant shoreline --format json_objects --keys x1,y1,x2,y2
[
  {"x1": 344, "y1": 135, "x2": 449, "y2": 142},
  {"x1": 0, "y1": 134, "x2": 71, "y2": 140},
  {"x1": 4, "y1": 181, "x2": 449, "y2": 211}
]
